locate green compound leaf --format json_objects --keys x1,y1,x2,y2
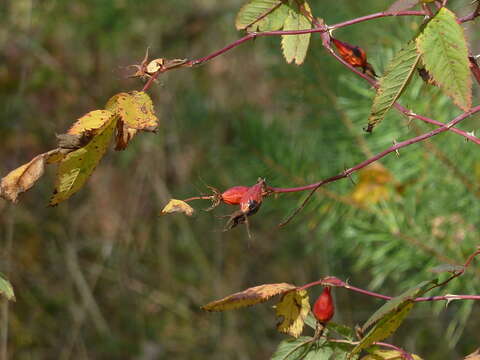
[
  {"x1": 416, "y1": 7, "x2": 472, "y2": 111},
  {"x1": 49, "y1": 116, "x2": 117, "y2": 206},
  {"x1": 281, "y1": 2, "x2": 312, "y2": 65},
  {"x1": 0, "y1": 274, "x2": 15, "y2": 301},
  {"x1": 270, "y1": 336, "x2": 314, "y2": 360},
  {"x1": 366, "y1": 41, "x2": 420, "y2": 132},
  {"x1": 235, "y1": 0, "x2": 289, "y2": 31},
  {"x1": 271, "y1": 338, "x2": 358, "y2": 360},
  {"x1": 349, "y1": 302, "x2": 414, "y2": 358}
]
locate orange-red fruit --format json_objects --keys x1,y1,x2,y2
[
  {"x1": 313, "y1": 287, "x2": 335, "y2": 323},
  {"x1": 221, "y1": 186, "x2": 250, "y2": 205}
]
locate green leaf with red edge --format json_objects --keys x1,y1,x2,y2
[
  {"x1": 281, "y1": 1, "x2": 312, "y2": 65},
  {"x1": 235, "y1": 0, "x2": 289, "y2": 31},
  {"x1": 362, "y1": 280, "x2": 436, "y2": 331},
  {"x1": 49, "y1": 116, "x2": 117, "y2": 206},
  {"x1": 416, "y1": 8, "x2": 472, "y2": 111},
  {"x1": 202, "y1": 283, "x2": 296, "y2": 311},
  {"x1": 106, "y1": 91, "x2": 158, "y2": 131}
]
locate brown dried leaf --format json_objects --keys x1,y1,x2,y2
[
  {"x1": 114, "y1": 120, "x2": 138, "y2": 151},
  {"x1": 0, "y1": 149, "x2": 60, "y2": 203},
  {"x1": 161, "y1": 199, "x2": 194, "y2": 216},
  {"x1": 202, "y1": 283, "x2": 296, "y2": 311}
]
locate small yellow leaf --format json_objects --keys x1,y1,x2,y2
[
  {"x1": 361, "y1": 349, "x2": 423, "y2": 360},
  {"x1": 351, "y1": 164, "x2": 394, "y2": 205},
  {"x1": 202, "y1": 283, "x2": 296, "y2": 311},
  {"x1": 275, "y1": 289, "x2": 310, "y2": 338},
  {"x1": 0, "y1": 149, "x2": 61, "y2": 203},
  {"x1": 161, "y1": 199, "x2": 194, "y2": 216},
  {"x1": 67, "y1": 109, "x2": 116, "y2": 135},
  {"x1": 106, "y1": 91, "x2": 158, "y2": 132}
]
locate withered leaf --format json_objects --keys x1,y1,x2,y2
[
  {"x1": 161, "y1": 199, "x2": 194, "y2": 216},
  {"x1": 0, "y1": 149, "x2": 60, "y2": 203},
  {"x1": 114, "y1": 120, "x2": 138, "y2": 151},
  {"x1": 202, "y1": 283, "x2": 296, "y2": 311}
]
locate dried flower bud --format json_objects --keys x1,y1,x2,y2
[
  {"x1": 313, "y1": 287, "x2": 335, "y2": 324},
  {"x1": 332, "y1": 38, "x2": 377, "y2": 77}
]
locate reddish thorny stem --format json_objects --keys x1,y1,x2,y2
[
  {"x1": 300, "y1": 248, "x2": 480, "y2": 303},
  {"x1": 144, "y1": 5, "x2": 480, "y2": 215}
]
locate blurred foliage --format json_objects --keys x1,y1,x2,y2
[{"x1": 0, "y1": 0, "x2": 479, "y2": 359}]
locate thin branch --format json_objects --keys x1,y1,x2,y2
[
  {"x1": 319, "y1": 30, "x2": 480, "y2": 145},
  {"x1": 327, "y1": 10, "x2": 426, "y2": 30},
  {"x1": 141, "y1": 10, "x2": 426, "y2": 92},
  {"x1": 300, "y1": 248, "x2": 480, "y2": 303},
  {"x1": 458, "y1": 1, "x2": 480, "y2": 23},
  {"x1": 272, "y1": 106, "x2": 480, "y2": 226}
]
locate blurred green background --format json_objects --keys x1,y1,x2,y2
[{"x1": 1, "y1": 0, "x2": 479, "y2": 359}]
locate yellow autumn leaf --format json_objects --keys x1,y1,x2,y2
[
  {"x1": 0, "y1": 149, "x2": 61, "y2": 203},
  {"x1": 67, "y1": 109, "x2": 116, "y2": 135},
  {"x1": 361, "y1": 349, "x2": 423, "y2": 360},
  {"x1": 351, "y1": 163, "x2": 394, "y2": 205},
  {"x1": 202, "y1": 283, "x2": 296, "y2": 311},
  {"x1": 275, "y1": 289, "x2": 310, "y2": 338},
  {"x1": 49, "y1": 117, "x2": 117, "y2": 206},
  {"x1": 106, "y1": 91, "x2": 158, "y2": 132},
  {"x1": 161, "y1": 199, "x2": 195, "y2": 216}
]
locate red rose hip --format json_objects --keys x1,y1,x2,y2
[
  {"x1": 313, "y1": 287, "x2": 335, "y2": 324},
  {"x1": 221, "y1": 186, "x2": 250, "y2": 205}
]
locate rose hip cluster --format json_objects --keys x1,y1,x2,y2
[{"x1": 217, "y1": 178, "x2": 267, "y2": 231}]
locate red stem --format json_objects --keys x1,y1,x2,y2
[
  {"x1": 141, "y1": 10, "x2": 427, "y2": 92},
  {"x1": 268, "y1": 106, "x2": 480, "y2": 194}
]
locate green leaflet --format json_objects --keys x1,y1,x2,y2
[
  {"x1": 281, "y1": 2, "x2": 312, "y2": 65},
  {"x1": 49, "y1": 116, "x2": 117, "y2": 206},
  {"x1": 0, "y1": 274, "x2": 15, "y2": 301},
  {"x1": 348, "y1": 280, "x2": 436, "y2": 358},
  {"x1": 270, "y1": 338, "x2": 358, "y2": 360},
  {"x1": 362, "y1": 280, "x2": 436, "y2": 331},
  {"x1": 235, "y1": 0, "x2": 288, "y2": 31},
  {"x1": 270, "y1": 337, "x2": 314, "y2": 360},
  {"x1": 366, "y1": 41, "x2": 420, "y2": 132},
  {"x1": 349, "y1": 302, "x2": 414, "y2": 358},
  {"x1": 416, "y1": 7, "x2": 472, "y2": 111}
]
